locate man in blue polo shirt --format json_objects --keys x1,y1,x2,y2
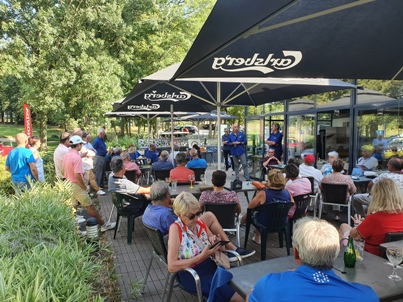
[
  {"x1": 222, "y1": 128, "x2": 233, "y2": 171},
  {"x1": 247, "y1": 217, "x2": 378, "y2": 302},
  {"x1": 228, "y1": 124, "x2": 250, "y2": 181},
  {"x1": 265, "y1": 123, "x2": 283, "y2": 160},
  {"x1": 93, "y1": 128, "x2": 107, "y2": 188},
  {"x1": 186, "y1": 148, "x2": 207, "y2": 169}
]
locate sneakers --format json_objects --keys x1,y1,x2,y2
[
  {"x1": 97, "y1": 190, "x2": 106, "y2": 196},
  {"x1": 101, "y1": 222, "x2": 116, "y2": 232},
  {"x1": 334, "y1": 215, "x2": 340, "y2": 221},
  {"x1": 229, "y1": 247, "x2": 256, "y2": 262}
]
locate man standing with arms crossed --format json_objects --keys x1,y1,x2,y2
[
  {"x1": 228, "y1": 124, "x2": 250, "y2": 181},
  {"x1": 63, "y1": 135, "x2": 115, "y2": 232},
  {"x1": 93, "y1": 128, "x2": 107, "y2": 188}
]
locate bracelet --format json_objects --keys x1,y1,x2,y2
[{"x1": 340, "y1": 237, "x2": 349, "y2": 244}]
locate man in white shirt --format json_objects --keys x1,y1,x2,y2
[
  {"x1": 53, "y1": 132, "x2": 70, "y2": 179},
  {"x1": 167, "y1": 144, "x2": 180, "y2": 165},
  {"x1": 356, "y1": 145, "x2": 378, "y2": 171},
  {"x1": 299, "y1": 154, "x2": 323, "y2": 193}
]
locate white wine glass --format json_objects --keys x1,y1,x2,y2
[
  {"x1": 189, "y1": 174, "x2": 195, "y2": 189},
  {"x1": 200, "y1": 174, "x2": 205, "y2": 185},
  {"x1": 386, "y1": 246, "x2": 403, "y2": 281}
]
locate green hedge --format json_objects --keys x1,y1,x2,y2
[{"x1": 0, "y1": 182, "x2": 104, "y2": 301}]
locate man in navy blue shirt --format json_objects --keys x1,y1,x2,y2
[
  {"x1": 93, "y1": 128, "x2": 107, "y2": 188},
  {"x1": 150, "y1": 150, "x2": 174, "y2": 172},
  {"x1": 247, "y1": 217, "x2": 378, "y2": 302},
  {"x1": 265, "y1": 123, "x2": 283, "y2": 160},
  {"x1": 222, "y1": 128, "x2": 233, "y2": 171},
  {"x1": 228, "y1": 124, "x2": 250, "y2": 181}
]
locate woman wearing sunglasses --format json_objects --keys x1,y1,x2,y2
[{"x1": 167, "y1": 192, "x2": 244, "y2": 302}]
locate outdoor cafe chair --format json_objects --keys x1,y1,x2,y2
[
  {"x1": 203, "y1": 202, "x2": 241, "y2": 247},
  {"x1": 154, "y1": 169, "x2": 171, "y2": 181},
  {"x1": 142, "y1": 222, "x2": 243, "y2": 302},
  {"x1": 244, "y1": 202, "x2": 293, "y2": 261},
  {"x1": 318, "y1": 183, "x2": 352, "y2": 225},
  {"x1": 302, "y1": 176, "x2": 320, "y2": 217},
  {"x1": 190, "y1": 168, "x2": 206, "y2": 181},
  {"x1": 287, "y1": 194, "x2": 310, "y2": 239},
  {"x1": 124, "y1": 170, "x2": 137, "y2": 183},
  {"x1": 111, "y1": 192, "x2": 150, "y2": 244}
]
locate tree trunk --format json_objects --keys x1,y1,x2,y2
[{"x1": 39, "y1": 114, "x2": 48, "y2": 151}]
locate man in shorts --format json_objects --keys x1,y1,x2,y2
[{"x1": 62, "y1": 135, "x2": 115, "y2": 232}]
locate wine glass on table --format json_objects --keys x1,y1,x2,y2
[
  {"x1": 386, "y1": 246, "x2": 403, "y2": 281},
  {"x1": 189, "y1": 174, "x2": 195, "y2": 189},
  {"x1": 200, "y1": 174, "x2": 205, "y2": 185},
  {"x1": 146, "y1": 158, "x2": 151, "y2": 166}
]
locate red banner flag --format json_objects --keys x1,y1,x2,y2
[{"x1": 24, "y1": 103, "x2": 33, "y2": 137}]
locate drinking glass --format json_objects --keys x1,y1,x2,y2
[
  {"x1": 354, "y1": 240, "x2": 364, "y2": 261},
  {"x1": 171, "y1": 180, "x2": 178, "y2": 192},
  {"x1": 200, "y1": 174, "x2": 205, "y2": 185},
  {"x1": 386, "y1": 246, "x2": 403, "y2": 281},
  {"x1": 146, "y1": 158, "x2": 151, "y2": 165},
  {"x1": 189, "y1": 174, "x2": 195, "y2": 188},
  {"x1": 165, "y1": 177, "x2": 171, "y2": 185}
]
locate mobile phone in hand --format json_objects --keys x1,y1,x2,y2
[{"x1": 209, "y1": 240, "x2": 230, "y2": 249}]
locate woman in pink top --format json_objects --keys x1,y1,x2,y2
[
  {"x1": 320, "y1": 159, "x2": 357, "y2": 221},
  {"x1": 121, "y1": 152, "x2": 141, "y2": 179},
  {"x1": 284, "y1": 164, "x2": 311, "y2": 218}
]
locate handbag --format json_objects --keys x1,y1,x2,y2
[
  {"x1": 231, "y1": 179, "x2": 243, "y2": 190},
  {"x1": 212, "y1": 251, "x2": 230, "y2": 269}
]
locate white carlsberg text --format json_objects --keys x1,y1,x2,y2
[
  {"x1": 211, "y1": 51, "x2": 302, "y2": 74},
  {"x1": 144, "y1": 91, "x2": 191, "y2": 102}
]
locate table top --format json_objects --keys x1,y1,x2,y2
[
  {"x1": 350, "y1": 175, "x2": 374, "y2": 184},
  {"x1": 229, "y1": 250, "x2": 403, "y2": 301},
  {"x1": 169, "y1": 183, "x2": 202, "y2": 198},
  {"x1": 224, "y1": 181, "x2": 259, "y2": 193},
  {"x1": 380, "y1": 239, "x2": 403, "y2": 250}
]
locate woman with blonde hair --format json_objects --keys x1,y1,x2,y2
[
  {"x1": 339, "y1": 178, "x2": 403, "y2": 256},
  {"x1": 167, "y1": 192, "x2": 244, "y2": 302},
  {"x1": 248, "y1": 169, "x2": 293, "y2": 244}
]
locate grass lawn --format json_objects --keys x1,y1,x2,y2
[{"x1": 0, "y1": 123, "x2": 63, "y2": 148}]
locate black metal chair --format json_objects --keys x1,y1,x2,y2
[
  {"x1": 244, "y1": 202, "x2": 293, "y2": 261},
  {"x1": 318, "y1": 183, "x2": 352, "y2": 225},
  {"x1": 154, "y1": 169, "x2": 171, "y2": 181},
  {"x1": 189, "y1": 168, "x2": 206, "y2": 181},
  {"x1": 124, "y1": 170, "x2": 137, "y2": 183},
  {"x1": 141, "y1": 223, "x2": 204, "y2": 302},
  {"x1": 287, "y1": 194, "x2": 310, "y2": 240},
  {"x1": 204, "y1": 202, "x2": 241, "y2": 247},
  {"x1": 380, "y1": 232, "x2": 403, "y2": 259},
  {"x1": 111, "y1": 192, "x2": 150, "y2": 244}
]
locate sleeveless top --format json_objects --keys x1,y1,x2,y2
[
  {"x1": 30, "y1": 147, "x2": 45, "y2": 182},
  {"x1": 173, "y1": 218, "x2": 209, "y2": 261}
]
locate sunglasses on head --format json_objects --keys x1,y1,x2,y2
[{"x1": 186, "y1": 211, "x2": 203, "y2": 220}]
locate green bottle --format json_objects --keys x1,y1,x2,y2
[{"x1": 344, "y1": 237, "x2": 356, "y2": 268}]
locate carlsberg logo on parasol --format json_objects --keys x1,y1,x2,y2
[
  {"x1": 144, "y1": 91, "x2": 191, "y2": 102},
  {"x1": 127, "y1": 104, "x2": 160, "y2": 111},
  {"x1": 212, "y1": 51, "x2": 302, "y2": 74}
]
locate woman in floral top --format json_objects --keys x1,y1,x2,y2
[
  {"x1": 199, "y1": 170, "x2": 241, "y2": 214},
  {"x1": 167, "y1": 192, "x2": 243, "y2": 302}
]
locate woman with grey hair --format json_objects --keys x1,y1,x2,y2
[
  {"x1": 121, "y1": 151, "x2": 141, "y2": 179},
  {"x1": 167, "y1": 192, "x2": 243, "y2": 302},
  {"x1": 320, "y1": 151, "x2": 339, "y2": 176}
]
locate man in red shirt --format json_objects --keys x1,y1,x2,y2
[
  {"x1": 62, "y1": 135, "x2": 115, "y2": 232},
  {"x1": 170, "y1": 152, "x2": 195, "y2": 182}
]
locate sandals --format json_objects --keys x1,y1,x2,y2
[{"x1": 252, "y1": 236, "x2": 261, "y2": 244}]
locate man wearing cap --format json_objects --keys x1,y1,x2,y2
[
  {"x1": 299, "y1": 154, "x2": 323, "y2": 193},
  {"x1": 53, "y1": 132, "x2": 71, "y2": 179},
  {"x1": 5, "y1": 132, "x2": 38, "y2": 192},
  {"x1": 62, "y1": 135, "x2": 115, "y2": 232},
  {"x1": 93, "y1": 128, "x2": 107, "y2": 188}
]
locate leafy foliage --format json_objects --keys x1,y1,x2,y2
[{"x1": 0, "y1": 156, "x2": 13, "y2": 195}]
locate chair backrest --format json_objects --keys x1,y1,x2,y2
[
  {"x1": 303, "y1": 176, "x2": 315, "y2": 195},
  {"x1": 255, "y1": 202, "x2": 293, "y2": 233},
  {"x1": 203, "y1": 202, "x2": 238, "y2": 229},
  {"x1": 385, "y1": 232, "x2": 403, "y2": 243},
  {"x1": 292, "y1": 194, "x2": 310, "y2": 221},
  {"x1": 142, "y1": 222, "x2": 168, "y2": 263},
  {"x1": 320, "y1": 183, "x2": 349, "y2": 204},
  {"x1": 111, "y1": 192, "x2": 150, "y2": 216},
  {"x1": 190, "y1": 168, "x2": 206, "y2": 181},
  {"x1": 124, "y1": 170, "x2": 137, "y2": 183},
  {"x1": 154, "y1": 169, "x2": 171, "y2": 181}
]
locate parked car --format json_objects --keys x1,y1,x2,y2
[
  {"x1": 173, "y1": 125, "x2": 198, "y2": 134},
  {"x1": 202, "y1": 124, "x2": 216, "y2": 130}
]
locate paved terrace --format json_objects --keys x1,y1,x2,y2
[{"x1": 98, "y1": 166, "x2": 343, "y2": 301}]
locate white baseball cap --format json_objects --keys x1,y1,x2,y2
[{"x1": 69, "y1": 135, "x2": 85, "y2": 145}]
